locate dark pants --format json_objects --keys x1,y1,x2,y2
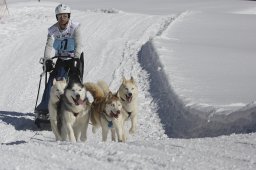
[{"x1": 35, "y1": 53, "x2": 84, "y2": 113}]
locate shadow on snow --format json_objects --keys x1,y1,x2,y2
[{"x1": 0, "y1": 111, "x2": 37, "y2": 131}]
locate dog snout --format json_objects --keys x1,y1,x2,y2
[
  {"x1": 58, "y1": 90, "x2": 64, "y2": 95},
  {"x1": 76, "y1": 94, "x2": 80, "y2": 99},
  {"x1": 127, "y1": 92, "x2": 132, "y2": 97},
  {"x1": 117, "y1": 110, "x2": 120, "y2": 114}
]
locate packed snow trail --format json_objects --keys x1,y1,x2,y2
[{"x1": 1, "y1": 130, "x2": 256, "y2": 169}]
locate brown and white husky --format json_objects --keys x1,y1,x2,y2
[{"x1": 85, "y1": 80, "x2": 125, "y2": 142}]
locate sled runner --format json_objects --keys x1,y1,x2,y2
[{"x1": 34, "y1": 54, "x2": 84, "y2": 129}]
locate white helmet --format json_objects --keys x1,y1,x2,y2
[{"x1": 55, "y1": 4, "x2": 71, "y2": 15}]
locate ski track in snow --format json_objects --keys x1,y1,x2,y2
[{"x1": 1, "y1": 2, "x2": 256, "y2": 170}]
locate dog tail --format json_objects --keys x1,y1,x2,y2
[
  {"x1": 84, "y1": 82, "x2": 105, "y2": 100},
  {"x1": 97, "y1": 80, "x2": 110, "y2": 96}
]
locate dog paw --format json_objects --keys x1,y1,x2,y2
[
  {"x1": 80, "y1": 137, "x2": 87, "y2": 142},
  {"x1": 70, "y1": 137, "x2": 76, "y2": 143},
  {"x1": 129, "y1": 128, "x2": 136, "y2": 134},
  {"x1": 56, "y1": 137, "x2": 62, "y2": 141}
]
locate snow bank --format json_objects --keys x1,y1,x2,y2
[{"x1": 138, "y1": 38, "x2": 256, "y2": 138}]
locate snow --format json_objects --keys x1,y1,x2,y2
[{"x1": 1, "y1": 0, "x2": 256, "y2": 169}]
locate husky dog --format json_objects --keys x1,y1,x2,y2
[
  {"x1": 85, "y1": 81, "x2": 125, "y2": 142},
  {"x1": 58, "y1": 77, "x2": 90, "y2": 142},
  {"x1": 118, "y1": 76, "x2": 138, "y2": 134},
  {"x1": 48, "y1": 78, "x2": 67, "y2": 141}
]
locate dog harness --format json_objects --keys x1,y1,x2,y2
[
  {"x1": 120, "y1": 97, "x2": 132, "y2": 118},
  {"x1": 73, "y1": 112, "x2": 79, "y2": 117}
]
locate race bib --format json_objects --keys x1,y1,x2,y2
[{"x1": 53, "y1": 38, "x2": 75, "y2": 52}]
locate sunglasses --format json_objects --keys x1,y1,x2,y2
[{"x1": 57, "y1": 14, "x2": 69, "y2": 19}]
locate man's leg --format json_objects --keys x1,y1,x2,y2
[{"x1": 35, "y1": 72, "x2": 55, "y2": 114}]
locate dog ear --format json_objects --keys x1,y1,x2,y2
[
  {"x1": 113, "y1": 92, "x2": 119, "y2": 98},
  {"x1": 53, "y1": 78, "x2": 57, "y2": 85},
  {"x1": 122, "y1": 76, "x2": 126, "y2": 84},
  {"x1": 131, "y1": 76, "x2": 135, "y2": 83},
  {"x1": 115, "y1": 92, "x2": 120, "y2": 98},
  {"x1": 63, "y1": 78, "x2": 67, "y2": 84},
  {"x1": 58, "y1": 77, "x2": 67, "y2": 83},
  {"x1": 107, "y1": 91, "x2": 113, "y2": 100}
]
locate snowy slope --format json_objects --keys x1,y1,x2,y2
[{"x1": 0, "y1": 1, "x2": 256, "y2": 169}]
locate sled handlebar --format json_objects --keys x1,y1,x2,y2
[
  {"x1": 39, "y1": 56, "x2": 78, "y2": 65},
  {"x1": 39, "y1": 56, "x2": 80, "y2": 74}
]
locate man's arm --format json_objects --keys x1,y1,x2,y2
[
  {"x1": 73, "y1": 25, "x2": 83, "y2": 58},
  {"x1": 44, "y1": 34, "x2": 54, "y2": 59}
]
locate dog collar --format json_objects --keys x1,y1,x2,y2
[
  {"x1": 73, "y1": 112, "x2": 79, "y2": 117},
  {"x1": 124, "y1": 110, "x2": 132, "y2": 118},
  {"x1": 102, "y1": 111, "x2": 113, "y2": 128},
  {"x1": 107, "y1": 121, "x2": 113, "y2": 128},
  {"x1": 127, "y1": 112, "x2": 132, "y2": 118},
  {"x1": 122, "y1": 108, "x2": 132, "y2": 118}
]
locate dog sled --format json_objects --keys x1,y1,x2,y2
[{"x1": 34, "y1": 54, "x2": 84, "y2": 129}]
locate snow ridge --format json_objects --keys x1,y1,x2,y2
[{"x1": 138, "y1": 13, "x2": 256, "y2": 138}]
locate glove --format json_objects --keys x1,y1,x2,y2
[
  {"x1": 44, "y1": 59, "x2": 54, "y2": 72},
  {"x1": 72, "y1": 57, "x2": 80, "y2": 68}
]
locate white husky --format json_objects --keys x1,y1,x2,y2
[
  {"x1": 118, "y1": 76, "x2": 138, "y2": 134},
  {"x1": 48, "y1": 78, "x2": 67, "y2": 141},
  {"x1": 58, "y1": 78, "x2": 90, "y2": 142},
  {"x1": 85, "y1": 81, "x2": 125, "y2": 142}
]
